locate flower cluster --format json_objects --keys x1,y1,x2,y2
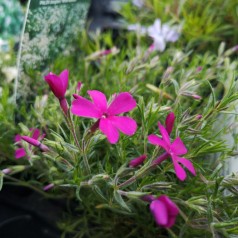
[{"x1": 14, "y1": 69, "x2": 197, "y2": 230}]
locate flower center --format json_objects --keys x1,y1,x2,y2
[{"x1": 102, "y1": 113, "x2": 108, "y2": 119}]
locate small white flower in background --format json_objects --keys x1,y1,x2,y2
[
  {"x1": 2, "y1": 66, "x2": 18, "y2": 82},
  {"x1": 132, "y1": 0, "x2": 144, "y2": 8},
  {"x1": 148, "y1": 19, "x2": 180, "y2": 52}
]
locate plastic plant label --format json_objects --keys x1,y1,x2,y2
[{"x1": 15, "y1": 0, "x2": 90, "y2": 101}]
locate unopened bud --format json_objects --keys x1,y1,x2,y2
[
  {"x1": 43, "y1": 183, "x2": 54, "y2": 191},
  {"x1": 129, "y1": 155, "x2": 147, "y2": 167}
]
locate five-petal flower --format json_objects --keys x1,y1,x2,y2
[
  {"x1": 71, "y1": 90, "x2": 137, "y2": 144},
  {"x1": 148, "y1": 115, "x2": 195, "y2": 181},
  {"x1": 148, "y1": 19, "x2": 180, "y2": 52}
]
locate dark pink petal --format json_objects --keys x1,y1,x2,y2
[
  {"x1": 31, "y1": 128, "x2": 40, "y2": 140},
  {"x1": 99, "y1": 118, "x2": 119, "y2": 144},
  {"x1": 15, "y1": 134, "x2": 21, "y2": 142},
  {"x1": 148, "y1": 134, "x2": 168, "y2": 151},
  {"x1": 158, "y1": 122, "x2": 170, "y2": 146},
  {"x1": 88, "y1": 90, "x2": 107, "y2": 113},
  {"x1": 76, "y1": 82, "x2": 82, "y2": 91},
  {"x1": 172, "y1": 156, "x2": 187, "y2": 181},
  {"x1": 107, "y1": 92, "x2": 136, "y2": 115},
  {"x1": 171, "y1": 137, "x2": 187, "y2": 155},
  {"x1": 158, "y1": 195, "x2": 179, "y2": 216},
  {"x1": 150, "y1": 200, "x2": 168, "y2": 227},
  {"x1": 165, "y1": 112, "x2": 175, "y2": 135},
  {"x1": 71, "y1": 96, "x2": 102, "y2": 118},
  {"x1": 59, "y1": 69, "x2": 69, "y2": 90},
  {"x1": 110, "y1": 116, "x2": 137, "y2": 136},
  {"x1": 177, "y1": 157, "x2": 196, "y2": 176},
  {"x1": 15, "y1": 148, "x2": 26, "y2": 159},
  {"x1": 21, "y1": 136, "x2": 41, "y2": 147},
  {"x1": 73, "y1": 93, "x2": 80, "y2": 99},
  {"x1": 129, "y1": 154, "x2": 147, "y2": 167},
  {"x1": 45, "y1": 73, "x2": 65, "y2": 99}
]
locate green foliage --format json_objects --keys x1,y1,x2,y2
[{"x1": 1, "y1": 0, "x2": 238, "y2": 237}]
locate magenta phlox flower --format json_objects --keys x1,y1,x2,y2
[
  {"x1": 45, "y1": 69, "x2": 69, "y2": 114},
  {"x1": 71, "y1": 90, "x2": 137, "y2": 144},
  {"x1": 44, "y1": 69, "x2": 68, "y2": 99},
  {"x1": 14, "y1": 128, "x2": 45, "y2": 159},
  {"x1": 148, "y1": 114, "x2": 195, "y2": 181},
  {"x1": 150, "y1": 195, "x2": 179, "y2": 228},
  {"x1": 148, "y1": 19, "x2": 180, "y2": 52},
  {"x1": 129, "y1": 154, "x2": 147, "y2": 167}
]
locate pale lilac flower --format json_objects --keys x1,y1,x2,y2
[
  {"x1": 148, "y1": 19, "x2": 180, "y2": 52},
  {"x1": 15, "y1": 128, "x2": 45, "y2": 159},
  {"x1": 2, "y1": 168, "x2": 11, "y2": 174},
  {"x1": 43, "y1": 183, "x2": 54, "y2": 191},
  {"x1": 148, "y1": 116, "x2": 195, "y2": 181},
  {"x1": 86, "y1": 47, "x2": 119, "y2": 61},
  {"x1": 44, "y1": 69, "x2": 69, "y2": 114},
  {"x1": 150, "y1": 195, "x2": 179, "y2": 228},
  {"x1": 71, "y1": 90, "x2": 137, "y2": 144},
  {"x1": 196, "y1": 114, "x2": 203, "y2": 120},
  {"x1": 132, "y1": 0, "x2": 144, "y2": 8},
  {"x1": 129, "y1": 154, "x2": 147, "y2": 167},
  {"x1": 196, "y1": 66, "x2": 203, "y2": 72},
  {"x1": 191, "y1": 94, "x2": 202, "y2": 100}
]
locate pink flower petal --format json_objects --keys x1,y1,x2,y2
[
  {"x1": 150, "y1": 200, "x2": 168, "y2": 226},
  {"x1": 148, "y1": 134, "x2": 169, "y2": 151},
  {"x1": 14, "y1": 134, "x2": 21, "y2": 142},
  {"x1": 88, "y1": 90, "x2": 107, "y2": 113},
  {"x1": 59, "y1": 69, "x2": 69, "y2": 90},
  {"x1": 165, "y1": 112, "x2": 175, "y2": 135},
  {"x1": 172, "y1": 157, "x2": 187, "y2": 181},
  {"x1": 71, "y1": 96, "x2": 102, "y2": 118},
  {"x1": 177, "y1": 157, "x2": 196, "y2": 176},
  {"x1": 45, "y1": 74, "x2": 65, "y2": 99},
  {"x1": 15, "y1": 148, "x2": 26, "y2": 159},
  {"x1": 158, "y1": 122, "x2": 170, "y2": 146},
  {"x1": 110, "y1": 116, "x2": 137, "y2": 136},
  {"x1": 171, "y1": 137, "x2": 187, "y2": 155},
  {"x1": 158, "y1": 195, "x2": 179, "y2": 216},
  {"x1": 129, "y1": 154, "x2": 147, "y2": 167},
  {"x1": 31, "y1": 128, "x2": 40, "y2": 140},
  {"x1": 21, "y1": 136, "x2": 41, "y2": 147},
  {"x1": 99, "y1": 118, "x2": 119, "y2": 144},
  {"x1": 107, "y1": 92, "x2": 136, "y2": 115}
]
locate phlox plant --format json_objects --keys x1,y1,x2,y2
[
  {"x1": 1, "y1": 1, "x2": 238, "y2": 237},
  {"x1": 6, "y1": 47, "x2": 238, "y2": 237}
]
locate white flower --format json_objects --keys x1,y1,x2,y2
[
  {"x1": 148, "y1": 19, "x2": 180, "y2": 52},
  {"x1": 132, "y1": 0, "x2": 144, "y2": 8}
]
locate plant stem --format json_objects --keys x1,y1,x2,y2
[
  {"x1": 82, "y1": 141, "x2": 91, "y2": 175},
  {"x1": 118, "y1": 152, "x2": 169, "y2": 188},
  {"x1": 68, "y1": 114, "x2": 81, "y2": 150}
]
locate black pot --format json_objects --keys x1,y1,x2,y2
[{"x1": 0, "y1": 186, "x2": 63, "y2": 238}]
